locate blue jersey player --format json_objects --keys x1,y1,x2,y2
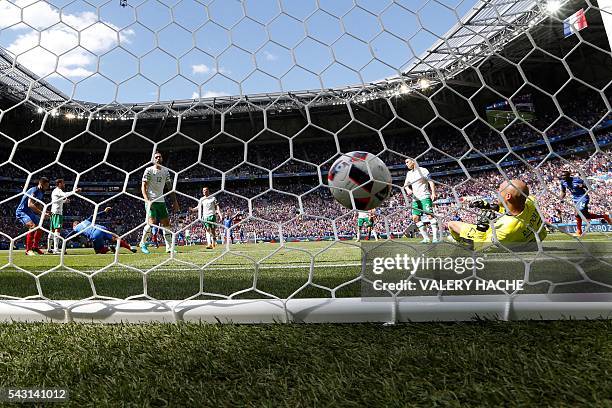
[
  {"x1": 15, "y1": 177, "x2": 50, "y2": 256},
  {"x1": 222, "y1": 212, "x2": 241, "y2": 244},
  {"x1": 559, "y1": 171, "x2": 609, "y2": 236},
  {"x1": 66, "y1": 207, "x2": 136, "y2": 254}
]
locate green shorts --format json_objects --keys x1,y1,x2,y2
[
  {"x1": 50, "y1": 213, "x2": 63, "y2": 230},
  {"x1": 147, "y1": 202, "x2": 169, "y2": 220},
  {"x1": 358, "y1": 217, "x2": 373, "y2": 227},
  {"x1": 411, "y1": 198, "x2": 433, "y2": 216},
  {"x1": 201, "y1": 215, "x2": 216, "y2": 229}
]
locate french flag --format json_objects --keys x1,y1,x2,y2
[{"x1": 564, "y1": 8, "x2": 588, "y2": 37}]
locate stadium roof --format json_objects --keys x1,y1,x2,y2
[
  {"x1": 0, "y1": 0, "x2": 556, "y2": 116},
  {"x1": 0, "y1": 47, "x2": 67, "y2": 105},
  {"x1": 405, "y1": 0, "x2": 541, "y2": 75}
]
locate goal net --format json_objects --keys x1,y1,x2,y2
[{"x1": 0, "y1": 0, "x2": 610, "y2": 323}]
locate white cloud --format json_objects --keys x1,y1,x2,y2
[
  {"x1": 203, "y1": 91, "x2": 226, "y2": 97},
  {"x1": 191, "y1": 64, "x2": 210, "y2": 74},
  {"x1": 1, "y1": 0, "x2": 133, "y2": 79},
  {"x1": 191, "y1": 90, "x2": 227, "y2": 99},
  {"x1": 263, "y1": 50, "x2": 278, "y2": 61},
  {"x1": 0, "y1": 1, "x2": 22, "y2": 29},
  {"x1": 60, "y1": 66, "x2": 95, "y2": 77},
  {"x1": 191, "y1": 64, "x2": 231, "y2": 76},
  {"x1": 20, "y1": 0, "x2": 61, "y2": 30}
]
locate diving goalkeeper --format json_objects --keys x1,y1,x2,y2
[{"x1": 447, "y1": 179, "x2": 547, "y2": 246}]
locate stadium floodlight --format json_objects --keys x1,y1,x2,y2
[
  {"x1": 418, "y1": 78, "x2": 431, "y2": 90},
  {"x1": 546, "y1": 0, "x2": 562, "y2": 13},
  {"x1": 0, "y1": 0, "x2": 610, "y2": 324}
]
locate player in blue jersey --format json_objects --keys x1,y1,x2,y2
[
  {"x1": 559, "y1": 171, "x2": 610, "y2": 236},
  {"x1": 234, "y1": 212, "x2": 245, "y2": 243},
  {"x1": 222, "y1": 212, "x2": 241, "y2": 244},
  {"x1": 66, "y1": 207, "x2": 136, "y2": 254},
  {"x1": 15, "y1": 177, "x2": 50, "y2": 255}
]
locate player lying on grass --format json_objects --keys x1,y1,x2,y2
[
  {"x1": 139, "y1": 151, "x2": 179, "y2": 254},
  {"x1": 404, "y1": 158, "x2": 439, "y2": 243},
  {"x1": 447, "y1": 179, "x2": 547, "y2": 248},
  {"x1": 559, "y1": 170, "x2": 610, "y2": 236},
  {"x1": 15, "y1": 177, "x2": 50, "y2": 256},
  {"x1": 66, "y1": 207, "x2": 136, "y2": 254}
]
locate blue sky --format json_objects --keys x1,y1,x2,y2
[{"x1": 0, "y1": 0, "x2": 476, "y2": 103}]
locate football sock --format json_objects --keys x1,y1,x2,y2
[
  {"x1": 140, "y1": 224, "x2": 151, "y2": 244},
  {"x1": 416, "y1": 221, "x2": 428, "y2": 240},
  {"x1": 430, "y1": 219, "x2": 439, "y2": 240},
  {"x1": 119, "y1": 239, "x2": 131, "y2": 250},
  {"x1": 26, "y1": 231, "x2": 33, "y2": 251},
  {"x1": 163, "y1": 230, "x2": 172, "y2": 249},
  {"x1": 575, "y1": 215, "x2": 583, "y2": 235},
  {"x1": 588, "y1": 213, "x2": 610, "y2": 222},
  {"x1": 32, "y1": 229, "x2": 42, "y2": 249}
]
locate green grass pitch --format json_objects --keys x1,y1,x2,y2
[
  {"x1": 0, "y1": 233, "x2": 609, "y2": 300},
  {"x1": 0, "y1": 233, "x2": 610, "y2": 406}
]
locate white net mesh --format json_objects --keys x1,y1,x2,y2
[{"x1": 0, "y1": 0, "x2": 610, "y2": 322}]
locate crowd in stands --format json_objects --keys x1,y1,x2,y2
[
  {"x1": 1, "y1": 150, "x2": 608, "y2": 246},
  {"x1": 3, "y1": 98, "x2": 610, "y2": 179},
  {"x1": 0, "y1": 97, "x2": 610, "y2": 246}
]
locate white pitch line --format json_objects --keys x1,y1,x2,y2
[
  {"x1": 39, "y1": 253, "x2": 612, "y2": 274},
  {"x1": 166, "y1": 254, "x2": 612, "y2": 270}
]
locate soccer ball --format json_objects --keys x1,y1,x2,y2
[{"x1": 327, "y1": 151, "x2": 392, "y2": 210}]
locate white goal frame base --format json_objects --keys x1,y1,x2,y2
[{"x1": 0, "y1": 294, "x2": 610, "y2": 323}]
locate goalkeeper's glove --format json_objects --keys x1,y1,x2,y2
[
  {"x1": 469, "y1": 199, "x2": 502, "y2": 211},
  {"x1": 469, "y1": 199, "x2": 490, "y2": 210}
]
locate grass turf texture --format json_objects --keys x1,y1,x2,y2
[
  {"x1": 0, "y1": 234, "x2": 609, "y2": 406},
  {"x1": 0, "y1": 320, "x2": 610, "y2": 406},
  {"x1": 0, "y1": 234, "x2": 610, "y2": 300}
]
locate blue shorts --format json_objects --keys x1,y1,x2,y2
[
  {"x1": 91, "y1": 230, "x2": 114, "y2": 250},
  {"x1": 16, "y1": 210, "x2": 40, "y2": 227},
  {"x1": 574, "y1": 197, "x2": 590, "y2": 213}
]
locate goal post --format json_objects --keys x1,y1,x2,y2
[
  {"x1": 0, "y1": 0, "x2": 611, "y2": 324},
  {"x1": 0, "y1": 294, "x2": 611, "y2": 323}
]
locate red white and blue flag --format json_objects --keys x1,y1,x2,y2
[{"x1": 564, "y1": 8, "x2": 588, "y2": 37}]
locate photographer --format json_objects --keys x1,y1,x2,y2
[{"x1": 446, "y1": 179, "x2": 547, "y2": 247}]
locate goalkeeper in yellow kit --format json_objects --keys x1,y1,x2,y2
[{"x1": 447, "y1": 179, "x2": 547, "y2": 247}]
